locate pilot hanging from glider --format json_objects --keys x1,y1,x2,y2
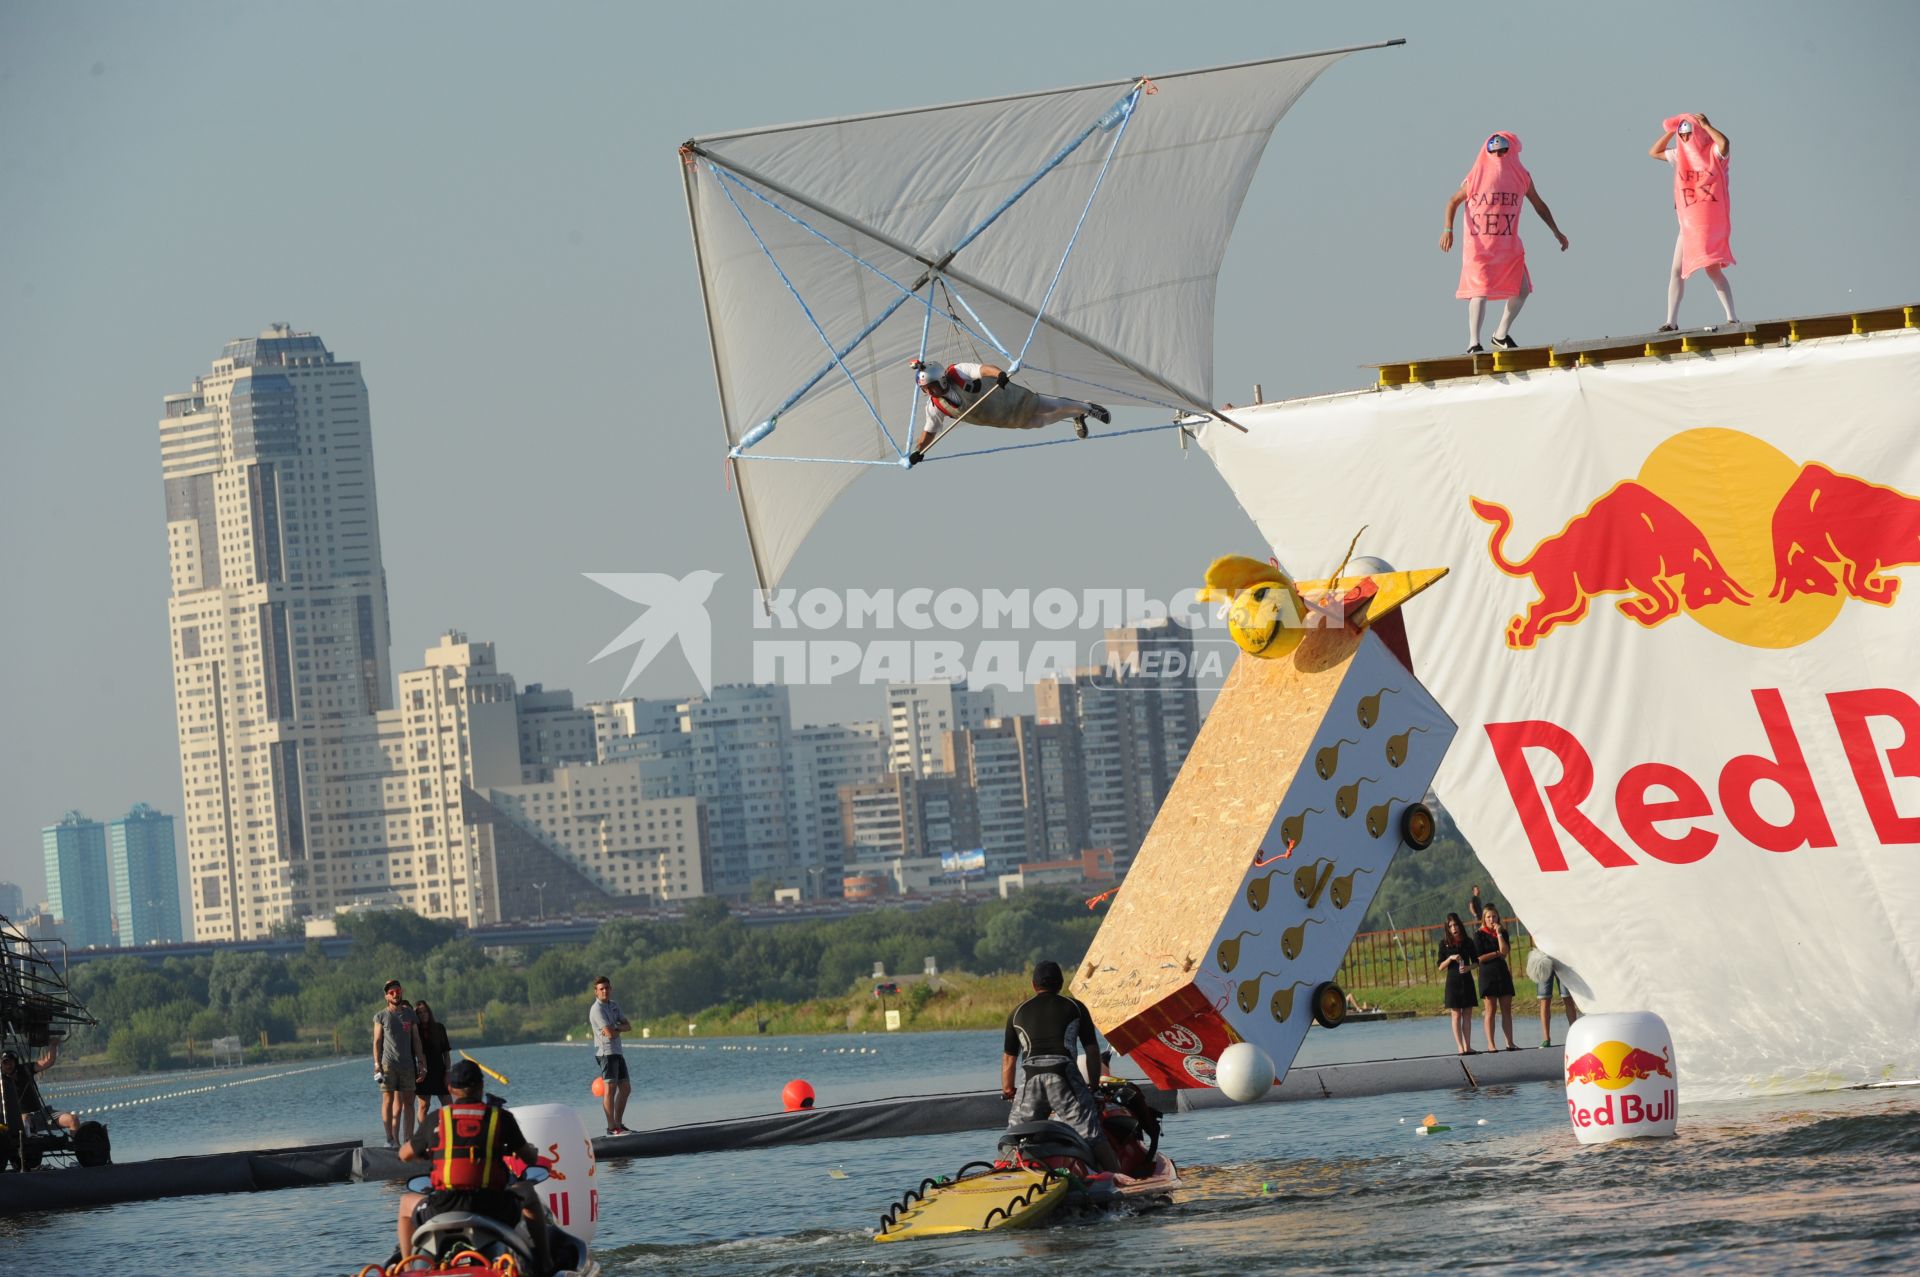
[{"x1": 907, "y1": 359, "x2": 1110, "y2": 466}]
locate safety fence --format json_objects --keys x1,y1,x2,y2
[{"x1": 1335, "y1": 917, "x2": 1534, "y2": 990}]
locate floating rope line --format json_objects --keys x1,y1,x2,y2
[
  {"x1": 66, "y1": 1058, "x2": 357, "y2": 1117},
  {"x1": 42, "y1": 1063, "x2": 242, "y2": 1100}
]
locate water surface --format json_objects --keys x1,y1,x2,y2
[{"x1": 12, "y1": 1021, "x2": 1914, "y2": 1275}]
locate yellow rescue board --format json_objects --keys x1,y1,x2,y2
[{"x1": 874, "y1": 1167, "x2": 1067, "y2": 1242}]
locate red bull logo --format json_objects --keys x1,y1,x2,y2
[
  {"x1": 1564, "y1": 1041, "x2": 1673, "y2": 1087},
  {"x1": 1565, "y1": 1039, "x2": 1676, "y2": 1131},
  {"x1": 1473, "y1": 429, "x2": 1920, "y2": 651}
]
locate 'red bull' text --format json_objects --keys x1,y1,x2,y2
[
  {"x1": 1487, "y1": 686, "x2": 1920, "y2": 870},
  {"x1": 1567, "y1": 1089, "x2": 1676, "y2": 1129}
]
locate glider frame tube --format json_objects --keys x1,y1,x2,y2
[{"x1": 683, "y1": 147, "x2": 1236, "y2": 435}]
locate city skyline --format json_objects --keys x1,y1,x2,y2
[
  {"x1": 5, "y1": 3, "x2": 1916, "y2": 899},
  {"x1": 146, "y1": 305, "x2": 1198, "y2": 941}
]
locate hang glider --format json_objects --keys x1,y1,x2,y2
[{"x1": 680, "y1": 41, "x2": 1404, "y2": 594}]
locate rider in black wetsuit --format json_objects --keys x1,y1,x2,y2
[{"x1": 1001, "y1": 960, "x2": 1118, "y2": 1172}]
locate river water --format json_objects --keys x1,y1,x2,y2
[{"x1": 9, "y1": 1019, "x2": 1917, "y2": 1275}]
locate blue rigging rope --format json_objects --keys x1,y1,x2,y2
[
  {"x1": 1012, "y1": 87, "x2": 1141, "y2": 371},
  {"x1": 707, "y1": 77, "x2": 1168, "y2": 466},
  {"x1": 924, "y1": 420, "x2": 1191, "y2": 462},
  {"x1": 708, "y1": 164, "x2": 899, "y2": 456}
]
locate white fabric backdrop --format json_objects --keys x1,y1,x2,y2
[{"x1": 1203, "y1": 330, "x2": 1920, "y2": 1097}]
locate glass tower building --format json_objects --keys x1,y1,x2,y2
[
  {"x1": 108, "y1": 804, "x2": 185, "y2": 945},
  {"x1": 41, "y1": 812, "x2": 114, "y2": 949}
]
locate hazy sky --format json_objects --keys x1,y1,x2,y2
[{"x1": 3, "y1": 1, "x2": 1915, "y2": 905}]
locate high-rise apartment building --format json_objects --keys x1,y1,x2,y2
[
  {"x1": 0, "y1": 882, "x2": 24, "y2": 919},
  {"x1": 1103, "y1": 620, "x2": 1202, "y2": 840},
  {"x1": 1035, "y1": 618, "x2": 1200, "y2": 870},
  {"x1": 161, "y1": 326, "x2": 393, "y2": 940},
  {"x1": 914, "y1": 774, "x2": 979, "y2": 860},
  {"x1": 787, "y1": 722, "x2": 886, "y2": 896},
  {"x1": 107, "y1": 804, "x2": 184, "y2": 945},
  {"x1": 588, "y1": 685, "x2": 796, "y2": 896},
  {"x1": 588, "y1": 696, "x2": 682, "y2": 758},
  {"x1": 941, "y1": 718, "x2": 1041, "y2": 874},
  {"x1": 41, "y1": 812, "x2": 114, "y2": 949},
  {"x1": 680, "y1": 685, "x2": 794, "y2": 894},
  {"x1": 515, "y1": 685, "x2": 599, "y2": 774},
  {"x1": 486, "y1": 764, "x2": 709, "y2": 906},
  {"x1": 885, "y1": 681, "x2": 994, "y2": 776},
  {"x1": 839, "y1": 772, "x2": 922, "y2": 863}
]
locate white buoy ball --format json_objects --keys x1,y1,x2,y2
[
  {"x1": 1215, "y1": 1042, "x2": 1277, "y2": 1104},
  {"x1": 1348, "y1": 555, "x2": 1394, "y2": 577}
]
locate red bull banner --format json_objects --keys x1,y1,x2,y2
[{"x1": 1202, "y1": 329, "x2": 1920, "y2": 1098}]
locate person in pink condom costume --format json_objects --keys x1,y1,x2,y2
[
  {"x1": 1650, "y1": 112, "x2": 1737, "y2": 330},
  {"x1": 1440, "y1": 132, "x2": 1569, "y2": 355}
]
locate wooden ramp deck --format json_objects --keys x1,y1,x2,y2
[{"x1": 1369, "y1": 304, "x2": 1918, "y2": 387}]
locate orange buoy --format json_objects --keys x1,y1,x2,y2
[
  {"x1": 591, "y1": 1076, "x2": 607, "y2": 1098},
  {"x1": 782, "y1": 1079, "x2": 815, "y2": 1111}
]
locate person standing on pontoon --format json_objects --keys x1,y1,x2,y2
[
  {"x1": 1439, "y1": 132, "x2": 1569, "y2": 354},
  {"x1": 907, "y1": 359, "x2": 1108, "y2": 465},
  {"x1": 1650, "y1": 112, "x2": 1738, "y2": 331}
]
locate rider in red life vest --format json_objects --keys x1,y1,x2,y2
[
  {"x1": 906, "y1": 359, "x2": 1109, "y2": 465},
  {"x1": 396, "y1": 1059, "x2": 551, "y2": 1270}
]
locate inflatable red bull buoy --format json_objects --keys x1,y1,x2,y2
[
  {"x1": 1563, "y1": 1011, "x2": 1678, "y2": 1144},
  {"x1": 783, "y1": 1078, "x2": 815, "y2": 1111},
  {"x1": 513, "y1": 1103, "x2": 598, "y2": 1242}
]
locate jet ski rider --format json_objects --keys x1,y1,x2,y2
[
  {"x1": 396, "y1": 1059, "x2": 552, "y2": 1273},
  {"x1": 1002, "y1": 959, "x2": 1120, "y2": 1172}
]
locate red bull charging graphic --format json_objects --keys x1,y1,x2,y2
[{"x1": 1473, "y1": 430, "x2": 1920, "y2": 651}]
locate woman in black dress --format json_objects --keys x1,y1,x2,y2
[
  {"x1": 1437, "y1": 913, "x2": 1480, "y2": 1054},
  {"x1": 413, "y1": 1000, "x2": 452, "y2": 1124},
  {"x1": 1475, "y1": 904, "x2": 1519, "y2": 1051}
]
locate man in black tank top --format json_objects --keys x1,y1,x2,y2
[{"x1": 1002, "y1": 960, "x2": 1118, "y2": 1171}]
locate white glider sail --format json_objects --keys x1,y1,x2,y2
[{"x1": 681, "y1": 43, "x2": 1402, "y2": 593}]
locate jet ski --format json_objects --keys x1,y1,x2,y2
[
  {"x1": 875, "y1": 1079, "x2": 1179, "y2": 1241},
  {"x1": 357, "y1": 1167, "x2": 601, "y2": 1277}
]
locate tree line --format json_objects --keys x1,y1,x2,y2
[
  {"x1": 63, "y1": 888, "x2": 1104, "y2": 1073},
  {"x1": 64, "y1": 820, "x2": 1489, "y2": 1074}
]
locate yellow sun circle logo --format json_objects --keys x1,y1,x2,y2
[{"x1": 1634, "y1": 428, "x2": 1844, "y2": 648}]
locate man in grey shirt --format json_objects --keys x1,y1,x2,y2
[
  {"x1": 589, "y1": 975, "x2": 633, "y2": 1136},
  {"x1": 373, "y1": 978, "x2": 426, "y2": 1149}
]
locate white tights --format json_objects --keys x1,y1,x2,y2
[
  {"x1": 1467, "y1": 285, "x2": 1530, "y2": 348},
  {"x1": 1031, "y1": 394, "x2": 1096, "y2": 425},
  {"x1": 1665, "y1": 235, "x2": 1737, "y2": 326}
]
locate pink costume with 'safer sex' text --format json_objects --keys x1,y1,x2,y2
[
  {"x1": 1665, "y1": 114, "x2": 1735, "y2": 278},
  {"x1": 1456, "y1": 132, "x2": 1532, "y2": 301}
]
